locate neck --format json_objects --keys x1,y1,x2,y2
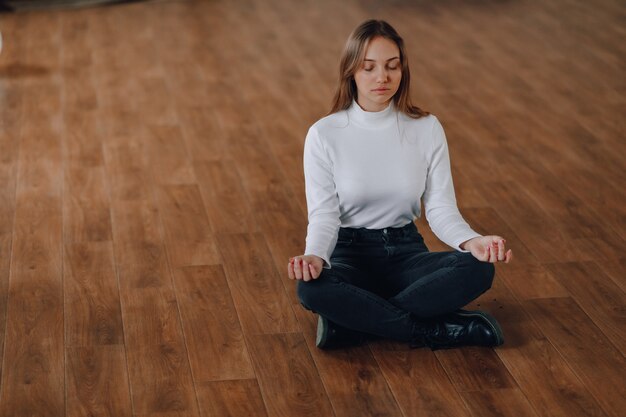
[
  {"x1": 347, "y1": 98, "x2": 396, "y2": 129},
  {"x1": 356, "y1": 98, "x2": 392, "y2": 112}
]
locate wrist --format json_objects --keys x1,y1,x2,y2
[{"x1": 460, "y1": 237, "x2": 479, "y2": 251}]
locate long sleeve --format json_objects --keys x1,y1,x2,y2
[
  {"x1": 303, "y1": 126, "x2": 341, "y2": 269},
  {"x1": 422, "y1": 117, "x2": 482, "y2": 252}
]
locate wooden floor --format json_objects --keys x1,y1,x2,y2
[{"x1": 0, "y1": 0, "x2": 624, "y2": 415}]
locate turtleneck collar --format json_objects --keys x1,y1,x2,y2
[{"x1": 347, "y1": 98, "x2": 397, "y2": 129}]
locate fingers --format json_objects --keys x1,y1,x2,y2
[
  {"x1": 287, "y1": 259, "x2": 294, "y2": 279},
  {"x1": 489, "y1": 242, "x2": 498, "y2": 262},
  {"x1": 483, "y1": 245, "x2": 491, "y2": 262},
  {"x1": 288, "y1": 256, "x2": 323, "y2": 281},
  {"x1": 302, "y1": 259, "x2": 312, "y2": 281},
  {"x1": 293, "y1": 257, "x2": 302, "y2": 280},
  {"x1": 289, "y1": 257, "x2": 311, "y2": 281},
  {"x1": 484, "y1": 239, "x2": 513, "y2": 263},
  {"x1": 309, "y1": 262, "x2": 319, "y2": 279}
]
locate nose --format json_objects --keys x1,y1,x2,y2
[{"x1": 376, "y1": 67, "x2": 389, "y2": 83}]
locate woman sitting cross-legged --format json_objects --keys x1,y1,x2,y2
[{"x1": 287, "y1": 19, "x2": 513, "y2": 350}]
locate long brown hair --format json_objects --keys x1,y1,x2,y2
[{"x1": 328, "y1": 19, "x2": 430, "y2": 119}]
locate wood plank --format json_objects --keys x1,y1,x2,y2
[
  {"x1": 178, "y1": 106, "x2": 229, "y2": 162},
  {"x1": 97, "y1": 105, "x2": 142, "y2": 139},
  {"x1": 466, "y1": 279, "x2": 608, "y2": 417},
  {"x1": 60, "y1": 13, "x2": 93, "y2": 70},
  {"x1": 495, "y1": 264, "x2": 570, "y2": 300},
  {"x1": 435, "y1": 347, "x2": 517, "y2": 392},
  {"x1": 295, "y1": 307, "x2": 403, "y2": 417},
  {"x1": 117, "y1": 249, "x2": 171, "y2": 290},
  {"x1": 597, "y1": 257, "x2": 626, "y2": 292},
  {"x1": 453, "y1": 173, "x2": 491, "y2": 209},
  {"x1": 524, "y1": 297, "x2": 626, "y2": 417},
  {"x1": 145, "y1": 124, "x2": 195, "y2": 185},
  {"x1": 257, "y1": 117, "x2": 307, "y2": 192},
  {"x1": 555, "y1": 166, "x2": 626, "y2": 241},
  {"x1": 20, "y1": 82, "x2": 62, "y2": 122},
  {"x1": 0, "y1": 199, "x2": 64, "y2": 416},
  {"x1": 154, "y1": 184, "x2": 212, "y2": 242},
  {"x1": 121, "y1": 287, "x2": 199, "y2": 417},
  {"x1": 154, "y1": 184, "x2": 218, "y2": 267},
  {"x1": 63, "y1": 165, "x2": 113, "y2": 242},
  {"x1": 0, "y1": 135, "x2": 21, "y2": 240},
  {"x1": 63, "y1": 72, "x2": 98, "y2": 112},
  {"x1": 498, "y1": 152, "x2": 616, "y2": 242},
  {"x1": 110, "y1": 199, "x2": 162, "y2": 256},
  {"x1": 249, "y1": 186, "x2": 307, "y2": 236},
  {"x1": 246, "y1": 332, "x2": 335, "y2": 417},
  {"x1": 0, "y1": 278, "x2": 65, "y2": 417},
  {"x1": 217, "y1": 232, "x2": 299, "y2": 335},
  {"x1": 0, "y1": 96, "x2": 65, "y2": 413},
  {"x1": 462, "y1": 207, "x2": 570, "y2": 299},
  {"x1": 64, "y1": 241, "x2": 124, "y2": 346},
  {"x1": 196, "y1": 379, "x2": 269, "y2": 417},
  {"x1": 102, "y1": 138, "x2": 153, "y2": 202},
  {"x1": 193, "y1": 160, "x2": 259, "y2": 235},
  {"x1": 62, "y1": 111, "x2": 103, "y2": 167},
  {"x1": 0, "y1": 234, "x2": 11, "y2": 379},
  {"x1": 264, "y1": 231, "x2": 307, "y2": 306},
  {"x1": 135, "y1": 76, "x2": 178, "y2": 126},
  {"x1": 0, "y1": 95, "x2": 19, "y2": 385},
  {"x1": 166, "y1": 239, "x2": 222, "y2": 269},
  {"x1": 66, "y1": 345, "x2": 133, "y2": 417},
  {"x1": 474, "y1": 180, "x2": 590, "y2": 264},
  {"x1": 544, "y1": 262, "x2": 626, "y2": 353},
  {"x1": 218, "y1": 112, "x2": 272, "y2": 162},
  {"x1": 172, "y1": 265, "x2": 255, "y2": 382},
  {"x1": 370, "y1": 343, "x2": 473, "y2": 417},
  {"x1": 459, "y1": 388, "x2": 540, "y2": 417},
  {"x1": 165, "y1": 64, "x2": 208, "y2": 108}
]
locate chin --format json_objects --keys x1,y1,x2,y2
[{"x1": 371, "y1": 94, "x2": 391, "y2": 102}]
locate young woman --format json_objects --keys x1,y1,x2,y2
[{"x1": 287, "y1": 19, "x2": 513, "y2": 350}]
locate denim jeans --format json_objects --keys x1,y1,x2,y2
[{"x1": 296, "y1": 222, "x2": 495, "y2": 343}]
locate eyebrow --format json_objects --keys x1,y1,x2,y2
[{"x1": 364, "y1": 56, "x2": 400, "y2": 62}]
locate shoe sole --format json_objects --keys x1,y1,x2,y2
[
  {"x1": 456, "y1": 309, "x2": 504, "y2": 346},
  {"x1": 316, "y1": 315, "x2": 328, "y2": 348}
]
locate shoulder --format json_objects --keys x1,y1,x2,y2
[
  {"x1": 304, "y1": 112, "x2": 346, "y2": 152},
  {"x1": 401, "y1": 113, "x2": 448, "y2": 147},
  {"x1": 308, "y1": 109, "x2": 350, "y2": 137},
  {"x1": 398, "y1": 112, "x2": 439, "y2": 131}
]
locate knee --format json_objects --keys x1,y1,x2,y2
[
  {"x1": 470, "y1": 256, "x2": 495, "y2": 290},
  {"x1": 296, "y1": 280, "x2": 313, "y2": 310},
  {"x1": 296, "y1": 276, "x2": 327, "y2": 312},
  {"x1": 296, "y1": 268, "x2": 342, "y2": 312}
]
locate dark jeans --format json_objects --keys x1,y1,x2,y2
[{"x1": 297, "y1": 222, "x2": 495, "y2": 343}]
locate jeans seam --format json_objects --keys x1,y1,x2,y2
[
  {"x1": 335, "y1": 280, "x2": 408, "y2": 316},
  {"x1": 390, "y1": 265, "x2": 458, "y2": 305}
]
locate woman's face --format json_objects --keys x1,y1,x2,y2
[{"x1": 353, "y1": 36, "x2": 402, "y2": 112}]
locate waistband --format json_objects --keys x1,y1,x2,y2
[{"x1": 338, "y1": 221, "x2": 418, "y2": 242}]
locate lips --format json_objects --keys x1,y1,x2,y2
[{"x1": 372, "y1": 88, "x2": 389, "y2": 92}]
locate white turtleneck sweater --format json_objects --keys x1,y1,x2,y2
[{"x1": 303, "y1": 99, "x2": 482, "y2": 269}]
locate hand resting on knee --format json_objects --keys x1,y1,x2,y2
[{"x1": 287, "y1": 255, "x2": 324, "y2": 282}]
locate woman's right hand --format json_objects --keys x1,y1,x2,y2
[{"x1": 287, "y1": 255, "x2": 324, "y2": 281}]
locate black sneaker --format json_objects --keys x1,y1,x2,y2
[
  {"x1": 315, "y1": 315, "x2": 368, "y2": 350},
  {"x1": 410, "y1": 309, "x2": 504, "y2": 350}
]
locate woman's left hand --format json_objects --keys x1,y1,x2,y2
[{"x1": 462, "y1": 236, "x2": 513, "y2": 263}]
